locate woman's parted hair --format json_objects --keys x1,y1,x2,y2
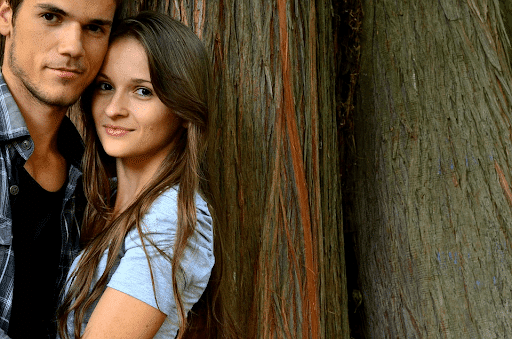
[{"x1": 57, "y1": 11, "x2": 211, "y2": 339}]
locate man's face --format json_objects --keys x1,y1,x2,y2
[{"x1": 0, "y1": 0, "x2": 117, "y2": 108}]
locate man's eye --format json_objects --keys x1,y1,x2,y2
[
  {"x1": 42, "y1": 13, "x2": 58, "y2": 22},
  {"x1": 86, "y1": 25, "x2": 103, "y2": 33}
]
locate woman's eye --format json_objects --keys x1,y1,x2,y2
[
  {"x1": 98, "y1": 82, "x2": 113, "y2": 91},
  {"x1": 135, "y1": 88, "x2": 152, "y2": 97}
]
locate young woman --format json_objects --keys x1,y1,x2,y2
[{"x1": 57, "y1": 11, "x2": 214, "y2": 339}]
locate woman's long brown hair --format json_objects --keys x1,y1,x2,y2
[{"x1": 57, "y1": 11, "x2": 213, "y2": 339}]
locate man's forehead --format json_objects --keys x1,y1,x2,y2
[{"x1": 21, "y1": 0, "x2": 117, "y2": 21}]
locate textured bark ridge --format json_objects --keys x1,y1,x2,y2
[{"x1": 352, "y1": 0, "x2": 512, "y2": 337}]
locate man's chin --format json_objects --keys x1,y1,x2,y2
[{"x1": 29, "y1": 86, "x2": 83, "y2": 109}]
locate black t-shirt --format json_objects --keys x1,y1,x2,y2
[{"x1": 8, "y1": 166, "x2": 66, "y2": 339}]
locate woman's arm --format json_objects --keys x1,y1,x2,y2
[{"x1": 82, "y1": 287, "x2": 166, "y2": 339}]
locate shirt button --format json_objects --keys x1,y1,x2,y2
[
  {"x1": 21, "y1": 140, "x2": 31, "y2": 151},
  {"x1": 9, "y1": 185, "x2": 19, "y2": 195}
]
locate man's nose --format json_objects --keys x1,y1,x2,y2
[{"x1": 57, "y1": 23, "x2": 85, "y2": 58}]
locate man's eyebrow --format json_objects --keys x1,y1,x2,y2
[
  {"x1": 36, "y1": 4, "x2": 67, "y2": 16},
  {"x1": 36, "y1": 4, "x2": 113, "y2": 27},
  {"x1": 89, "y1": 19, "x2": 113, "y2": 27}
]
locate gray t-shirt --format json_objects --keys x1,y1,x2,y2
[{"x1": 60, "y1": 187, "x2": 214, "y2": 338}]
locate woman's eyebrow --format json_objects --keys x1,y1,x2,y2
[
  {"x1": 132, "y1": 78, "x2": 152, "y2": 84},
  {"x1": 95, "y1": 73, "x2": 110, "y2": 80}
]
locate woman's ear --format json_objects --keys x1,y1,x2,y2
[{"x1": 0, "y1": 1, "x2": 13, "y2": 38}]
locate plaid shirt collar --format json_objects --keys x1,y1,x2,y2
[{"x1": 0, "y1": 73, "x2": 31, "y2": 142}]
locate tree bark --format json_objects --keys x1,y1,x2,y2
[
  {"x1": 204, "y1": 1, "x2": 348, "y2": 337},
  {"x1": 351, "y1": 0, "x2": 512, "y2": 337},
  {"x1": 132, "y1": 1, "x2": 348, "y2": 338}
]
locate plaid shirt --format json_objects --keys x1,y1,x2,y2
[{"x1": 0, "y1": 72, "x2": 83, "y2": 333}]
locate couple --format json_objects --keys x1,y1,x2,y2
[{"x1": 0, "y1": 0, "x2": 214, "y2": 338}]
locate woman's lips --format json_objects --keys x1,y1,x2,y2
[{"x1": 105, "y1": 125, "x2": 132, "y2": 137}]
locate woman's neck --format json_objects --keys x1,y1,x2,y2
[{"x1": 113, "y1": 154, "x2": 166, "y2": 216}]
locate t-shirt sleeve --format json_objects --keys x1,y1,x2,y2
[{"x1": 106, "y1": 188, "x2": 214, "y2": 320}]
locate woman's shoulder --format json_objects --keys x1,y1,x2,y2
[
  {"x1": 145, "y1": 186, "x2": 211, "y2": 225},
  {"x1": 146, "y1": 186, "x2": 179, "y2": 221},
  {"x1": 127, "y1": 186, "x2": 213, "y2": 249}
]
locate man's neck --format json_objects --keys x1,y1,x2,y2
[
  {"x1": 2, "y1": 68, "x2": 67, "y2": 153},
  {"x1": 21, "y1": 107, "x2": 68, "y2": 191},
  {"x1": 22, "y1": 107, "x2": 65, "y2": 154}
]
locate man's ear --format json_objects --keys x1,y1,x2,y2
[{"x1": 0, "y1": 1, "x2": 13, "y2": 37}]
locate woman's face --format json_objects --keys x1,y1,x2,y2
[{"x1": 91, "y1": 36, "x2": 179, "y2": 166}]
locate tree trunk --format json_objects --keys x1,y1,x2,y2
[
  {"x1": 132, "y1": 1, "x2": 349, "y2": 338},
  {"x1": 205, "y1": 1, "x2": 349, "y2": 337},
  {"x1": 350, "y1": 0, "x2": 512, "y2": 337}
]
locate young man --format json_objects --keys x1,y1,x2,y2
[{"x1": 0, "y1": 0, "x2": 122, "y2": 337}]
